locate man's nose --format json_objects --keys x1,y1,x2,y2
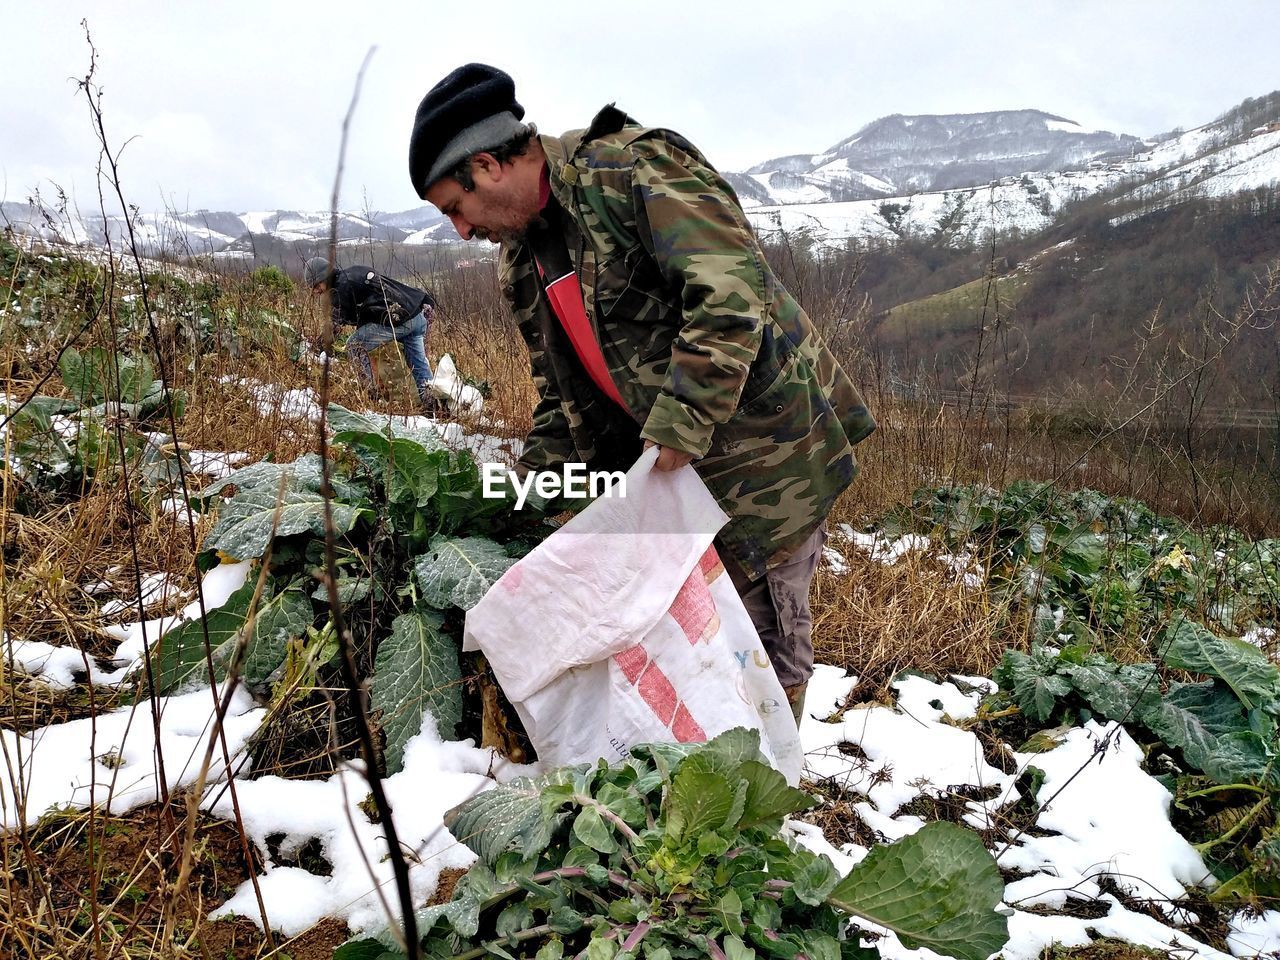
[{"x1": 449, "y1": 214, "x2": 474, "y2": 240}]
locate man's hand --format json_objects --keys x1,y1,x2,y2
[{"x1": 645, "y1": 440, "x2": 696, "y2": 472}]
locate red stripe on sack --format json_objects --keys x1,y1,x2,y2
[
  {"x1": 614, "y1": 646, "x2": 707, "y2": 740},
  {"x1": 698, "y1": 546, "x2": 723, "y2": 581},
  {"x1": 637, "y1": 663, "x2": 678, "y2": 725},
  {"x1": 671, "y1": 703, "x2": 707, "y2": 743},
  {"x1": 613, "y1": 644, "x2": 648, "y2": 684},
  {"x1": 669, "y1": 567, "x2": 716, "y2": 646},
  {"x1": 497, "y1": 561, "x2": 524, "y2": 593}
]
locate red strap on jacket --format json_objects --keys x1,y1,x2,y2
[
  {"x1": 541, "y1": 269, "x2": 630, "y2": 412},
  {"x1": 532, "y1": 166, "x2": 628, "y2": 412}
]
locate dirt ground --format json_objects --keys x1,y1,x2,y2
[{"x1": 0, "y1": 801, "x2": 355, "y2": 959}]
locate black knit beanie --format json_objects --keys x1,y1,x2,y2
[{"x1": 408, "y1": 63, "x2": 527, "y2": 198}]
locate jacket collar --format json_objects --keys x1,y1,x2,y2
[
  {"x1": 538, "y1": 104, "x2": 639, "y2": 210},
  {"x1": 538, "y1": 131, "x2": 581, "y2": 212}
]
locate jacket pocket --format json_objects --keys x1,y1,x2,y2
[
  {"x1": 735, "y1": 349, "x2": 799, "y2": 419},
  {"x1": 701, "y1": 349, "x2": 832, "y2": 469},
  {"x1": 592, "y1": 247, "x2": 669, "y2": 321}
]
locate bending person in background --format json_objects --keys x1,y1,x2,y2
[{"x1": 303, "y1": 256, "x2": 441, "y2": 413}]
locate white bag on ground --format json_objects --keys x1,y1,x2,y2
[
  {"x1": 464, "y1": 447, "x2": 804, "y2": 783},
  {"x1": 429, "y1": 354, "x2": 484, "y2": 416}
]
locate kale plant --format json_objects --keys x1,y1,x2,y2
[
  {"x1": 152, "y1": 403, "x2": 549, "y2": 771},
  {"x1": 339, "y1": 728, "x2": 1009, "y2": 960}
]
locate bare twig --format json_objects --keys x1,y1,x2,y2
[{"x1": 311, "y1": 45, "x2": 422, "y2": 959}]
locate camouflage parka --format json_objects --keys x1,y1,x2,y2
[{"x1": 500, "y1": 106, "x2": 875, "y2": 581}]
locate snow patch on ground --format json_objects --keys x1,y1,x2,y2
[
  {"x1": 4, "y1": 643, "x2": 1267, "y2": 956},
  {"x1": 207, "y1": 713, "x2": 532, "y2": 936},
  {"x1": 5, "y1": 562, "x2": 241, "y2": 690},
  {"x1": 829, "y1": 525, "x2": 985, "y2": 588},
  {"x1": 158, "y1": 496, "x2": 197, "y2": 524},
  {"x1": 821, "y1": 546, "x2": 850, "y2": 575},
  {"x1": 800, "y1": 666, "x2": 1016, "y2": 820},
  {"x1": 1228, "y1": 910, "x2": 1280, "y2": 957},
  {"x1": 832, "y1": 524, "x2": 931, "y2": 564},
  {"x1": 218, "y1": 375, "x2": 321, "y2": 422},
  {"x1": 100, "y1": 560, "x2": 252, "y2": 681},
  {"x1": 937, "y1": 550, "x2": 986, "y2": 589},
  {"x1": 795, "y1": 668, "x2": 1234, "y2": 959},
  {"x1": 1243, "y1": 626, "x2": 1276, "y2": 649},
  {"x1": 1, "y1": 686, "x2": 263, "y2": 829},
  {"x1": 1000, "y1": 721, "x2": 1213, "y2": 904},
  {"x1": 99, "y1": 571, "x2": 187, "y2": 617},
  {"x1": 972, "y1": 898, "x2": 1234, "y2": 960},
  {"x1": 184, "y1": 448, "x2": 252, "y2": 479},
  {"x1": 2, "y1": 636, "x2": 105, "y2": 689}
]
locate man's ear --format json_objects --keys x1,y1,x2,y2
[{"x1": 470, "y1": 152, "x2": 504, "y2": 184}]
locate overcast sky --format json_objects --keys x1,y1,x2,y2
[{"x1": 3, "y1": 1, "x2": 1276, "y2": 216}]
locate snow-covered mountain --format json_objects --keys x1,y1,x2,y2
[
  {"x1": 1, "y1": 200, "x2": 92, "y2": 246},
  {"x1": 744, "y1": 108, "x2": 1280, "y2": 248},
  {"x1": 0, "y1": 202, "x2": 450, "y2": 257},
  {"x1": 726, "y1": 109, "x2": 1139, "y2": 207},
  {"x1": 5, "y1": 94, "x2": 1277, "y2": 258}
]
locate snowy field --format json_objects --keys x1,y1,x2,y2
[{"x1": 4, "y1": 424, "x2": 1279, "y2": 958}]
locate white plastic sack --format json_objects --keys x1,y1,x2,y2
[
  {"x1": 429, "y1": 354, "x2": 484, "y2": 416},
  {"x1": 464, "y1": 447, "x2": 804, "y2": 783}
]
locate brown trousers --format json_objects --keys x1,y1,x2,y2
[{"x1": 724, "y1": 524, "x2": 826, "y2": 720}]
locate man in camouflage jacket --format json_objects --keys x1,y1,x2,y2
[{"x1": 409, "y1": 64, "x2": 875, "y2": 715}]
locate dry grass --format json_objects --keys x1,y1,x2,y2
[
  {"x1": 811, "y1": 524, "x2": 1020, "y2": 695},
  {"x1": 1041, "y1": 941, "x2": 1180, "y2": 960}
]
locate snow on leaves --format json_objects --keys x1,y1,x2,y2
[{"x1": 342, "y1": 727, "x2": 1008, "y2": 960}]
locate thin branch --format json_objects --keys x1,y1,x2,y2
[{"x1": 311, "y1": 44, "x2": 422, "y2": 959}]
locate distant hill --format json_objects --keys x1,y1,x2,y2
[
  {"x1": 742, "y1": 93, "x2": 1280, "y2": 249},
  {"x1": 725, "y1": 108, "x2": 1139, "y2": 206},
  {"x1": 0, "y1": 202, "x2": 451, "y2": 259},
  {"x1": 849, "y1": 94, "x2": 1280, "y2": 405}
]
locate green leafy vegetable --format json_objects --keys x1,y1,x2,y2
[
  {"x1": 349, "y1": 728, "x2": 1007, "y2": 960},
  {"x1": 992, "y1": 648, "x2": 1073, "y2": 722},
  {"x1": 443, "y1": 768, "x2": 587, "y2": 865},
  {"x1": 202, "y1": 486, "x2": 367, "y2": 561},
  {"x1": 371, "y1": 609, "x2": 461, "y2": 771},
  {"x1": 414, "y1": 536, "x2": 517, "y2": 611},
  {"x1": 198, "y1": 452, "x2": 358, "y2": 501},
  {"x1": 828, "y1": 822, "x2": 1007, "y2": 960},
  {"x1": 1161, "y1": 619, "x2": 1280, "y2": 711},
  {"x1": 150, "y1": 579, "x2": 313, "y2": 694}
]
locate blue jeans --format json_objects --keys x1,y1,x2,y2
[{"x1": 346, "y1": 310, "x2": 433, "y2": 397}]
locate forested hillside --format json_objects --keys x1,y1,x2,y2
[{"x1": 856, "y1": 184, "x2": 1280, "y2": 408}]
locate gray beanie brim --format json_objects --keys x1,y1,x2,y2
[{"x1": 423, "y1": 112, "x2": 528, "y2": 192}]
